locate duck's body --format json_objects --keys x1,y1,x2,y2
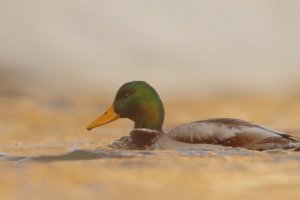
[
  {"x1": 87, "y1": 81, "x2": 300, "y2": 151},
  {"x1": 108, "y1": 118, "x2": 299, "y2": 151}
]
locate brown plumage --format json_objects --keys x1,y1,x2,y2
[{"x1": 167, "y1": 118, "x2": 299, "y2": 150}]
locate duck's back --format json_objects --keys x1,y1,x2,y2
[{"x1": 167, "y1": 118, "x2": 299, "y2": 150}]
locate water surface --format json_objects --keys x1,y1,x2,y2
[{"x1": 1, "y1": 91, "x2": 300, "y2": 200}]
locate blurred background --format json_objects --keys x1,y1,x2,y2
[
  {"x1": 1, "y1": 1, "x2": 300, "y2": 200},
  {"x1": 1, "y1": 0, "x2": 300, "y2": 95},
  {"x1": 1, "y1": 0, "x2": 300, "y2": 151},
  {"x1": 1, "y1": 0, "x2": 300, "y2": 144}
]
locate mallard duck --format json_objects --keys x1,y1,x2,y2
[{"x1": 87, "y1": 81, "x2": 300, "y2": 150}]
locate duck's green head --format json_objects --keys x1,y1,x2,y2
[{"x1": 87, "y1": 81, "x2": 165, "y2": 131}]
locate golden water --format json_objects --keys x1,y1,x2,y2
[{"x1": 1, "y1": 90, "x2": 300, "y2": 200}]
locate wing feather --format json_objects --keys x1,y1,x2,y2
[{"x1": 167, "y1": 118, "x2": 299, "y2": 148}]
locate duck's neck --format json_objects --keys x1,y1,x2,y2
[
  {"x1": 134, "y1": 114, "x2": 164, "y2": 131},
  {"x1": 133, "y1": 96, "x2": 165, "y2": 131}
]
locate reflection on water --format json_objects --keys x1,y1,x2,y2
[{"x1": 176, "y1": 147, "x2": 255, "y2": 156}]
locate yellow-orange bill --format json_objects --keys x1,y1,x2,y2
[{"x1": 87, "y1": 105, "x2": 120, "y2": 131}]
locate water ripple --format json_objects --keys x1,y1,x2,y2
[{"x1": 1, "y1": 147, "x2": 300, "y2": 163}]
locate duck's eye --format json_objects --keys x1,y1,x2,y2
[
  {"x1": 122, "y1": 93, "x2": 130, "y2": 98},
  {"x1": 116, "y1": 91, "x2": 133, "y2": 100}
]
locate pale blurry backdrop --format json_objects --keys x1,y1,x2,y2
[
  {"x1": 1, "y1": 0, "x2": 300, "y2": 94},
  {"x1": 2, "y1": 2, "x2": 300, "y2": 200}
]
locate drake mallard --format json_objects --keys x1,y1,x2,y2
[{"x1": 87, "y1": 81, "x2": 299, "y2": 150}]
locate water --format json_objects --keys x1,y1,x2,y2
[
  {"x1": 1, "y1": 91, "x2": 300, "y2": 200},
  {"x1": 1, "y1": 141, "x2": 300, "y2": 200}
]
